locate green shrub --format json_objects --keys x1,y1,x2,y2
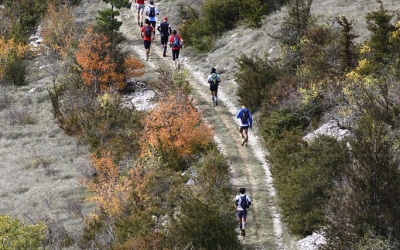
[
  {"x1": 261, "y1": 108, "x2": 305, "y2": 146},
  {"x1": 166, "y1": 148, "x2": 239, "y2": 248},
  {"x1": 178, "y1": 0, "x2": 276, "y2": 52},
  {"x1": 0, "y1": 215, "x2": 46, "y2": 249},
  {"x1": 235, "y1": 53, "x2": 280, "y2": 112},
  {"x1": 3, "y1": 54, "x2": 26, "y2": 86},
  {"x1": 179, "y1": 17, "x2": 214, "y2": 53},
  {"x1": 52, "y1": 84, "x2": 142, "y2": 162},
  {"x1": 201, "y1": 0, "x2": 241, "y2": 33},
  {"x1": 268, "y1": 134, "x2": 349, "y2": 236},
  {"x1": 325, "y1": 115, "x2": 400, "y2": 248}
]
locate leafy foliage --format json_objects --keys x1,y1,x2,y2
[
  {"x1": 84, "y1": 152, "x2": 132, "y2": 219},
  {"x1": 0, "y1": 0, "x2": 47, "y2": 42},
  {"x1": 75, "y1": 27, "x2": 123, "y2": 93},
  {"x1": 0, "y1": 215, "x2": 46, "y2": 249}
]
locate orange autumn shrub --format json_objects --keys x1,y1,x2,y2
[
  {"x1": 83, "y1": 151, "x2": 132, "y2": 219},
  {"x1": 142, "y1": 93, "x2": 213, "y2": 169}
]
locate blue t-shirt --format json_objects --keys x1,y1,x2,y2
[{"x1": 237, "y1": 108, "x2": 252, "y2": 127}]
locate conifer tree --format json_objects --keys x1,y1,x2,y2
[
  {"x1": 325, "y1": 114, "x2": 400, "y2": 248},
  {"x1": 96, "y1": 0, "x2": 131, "y2": 42}
]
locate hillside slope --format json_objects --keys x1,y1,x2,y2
[{"x1": 1, "y1": 0, "x2": 400, "y2": 249}]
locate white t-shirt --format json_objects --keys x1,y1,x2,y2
[{"x1": 235, "y1": 194, "x2": 251, "y2": 210}]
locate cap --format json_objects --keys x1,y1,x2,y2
[
  {"x1": 163, "y1": 16, "x2": 168, "y2": 21},
  {"x1": 211, "y1": 67, "x2": 217, "y2": 73}
]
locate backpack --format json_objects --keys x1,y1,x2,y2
[
  {"x1": 239, "y1": 195, "x2": 249, "y2": 209},
  {"x1": 144, "y1": 26, "x2": 151, "y2": 37},
  {"x1": 241, "y1": 109, "x2": 249, "y2": 124},
  {"x1": 148, "y1": 6, "x2": 155, "y2": 17},
  {"x1": 172, "y1": 36, "x2": 181, "y2": 48},
  {"x1": 210, "y1": 73, "x2": 219, "y2": 86}
]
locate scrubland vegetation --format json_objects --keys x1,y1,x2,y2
[{"x1": 2, "y1": 0, "x2": 400, "y2": 249}]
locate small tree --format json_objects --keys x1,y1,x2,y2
[
  {"x1": 95, "y1": 0, "x2": 131, "y2": 43},
  {"x1": 336, "y1": 15, "x2": 359, "y2": 73},
  {"x1": 273, "y1": 0, "x2": 315, "y2": 72},
  {"x1": 75, "y1": 27, "x2": 143, "y2": 93},
  {"x1": 41, "y1": 2, "x2": 78, "y2": 58}
]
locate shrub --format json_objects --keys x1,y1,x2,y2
[
  {"x1": 0, "y1": 37, "x2": 28, "y2": 86},
  {"x1": 1, "y1": 0, "x2": 48, "y2": 43},
  {"x1": 178, "y1": 0, "x2": 274, "y2": 52},
  {"x1": 168, "y1": 149, "x2": 239, "y2": 249},
  {"x1": 260, "y1": 108, "x2": 305, "y2": 146},
  {"x1": 235, "y1": 53, "x2": 280, "y2": 112},
  {"x1": 0, "y1": 215, "x2": 46, "y2": 249},
  {"x1": 141, "y1": 92, "x2": 213, "y2": 171},
  {"x1": 325, "y1": 115, "x2": 400, "y2": 248},
  {"x1": 75, "y1": 27, "x2": 144, "y2": 94},
  {"x1": 269, "y1": 135, "x2": 349, "y2": 236},
  {"x1": 179, "y1": 17, "x2": 214, "y2": 53},
  {"x1": 169, "y1": 191, "x2": 240, "y2": 249},
  {"x1": 201, "y1": 0, "x2": 241, "y2": 34}
]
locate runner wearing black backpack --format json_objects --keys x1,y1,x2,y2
[
  {"x1": 237, "y1": 103, "x2": 253, "y2": 146},
  {"x1": 145, "y1": 1, "x2": 159, "y2": 36},
  {"x1": 235, "y1": 187, "x2": 252, "y2": 236}
]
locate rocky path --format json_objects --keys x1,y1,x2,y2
[{"x1": 119, "y1": 4, "x2": 296, "y2": 249}]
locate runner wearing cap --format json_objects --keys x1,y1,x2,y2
[{"x1": 157, "y1": 16, "x2": 172, "y2": 57}]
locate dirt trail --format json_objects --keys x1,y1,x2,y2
[{"x1": 119, "y1": 6, "x2": 296, "y2": 249}]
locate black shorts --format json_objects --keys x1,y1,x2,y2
[
  {"x1": 240, "y1": 125, "x2": 249, "y2": 130},
  {"x1": 210, "y1": 84, "x2": 218, "y2": 91},
  {"x1": 144, "y1": 40, "x2": 151, "y2": 49},
  {"x1": 172, "y1": 49, "x2": 180, "y2": 61},
  {"x1": 160, "y1": 34, "x2": 169, "y2": 45}
]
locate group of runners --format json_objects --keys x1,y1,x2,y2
[
  {"x1": 135, "y1": 0, "x2": 183, "y2": 68},
  {"x1": 133, "y1": 0, "x2": 253, "y2": 237}
]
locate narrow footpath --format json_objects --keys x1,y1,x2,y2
[{"x1": 119, "y1": 4, "x2": 297, "y2": 249}]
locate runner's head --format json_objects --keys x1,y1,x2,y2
[
  {"x1": 150, "y1": 0, "x2": 154, "y2": 5},
  {"x1": 145, "y1": 18, "x2": 150, "y2": 25},
  {"x1": 239, "y1": 188, "x2": 246, "y2": 194},
  {"x1": 211, "y1": 67, "x2": 217, "y2": 73},
  {"x1": 172, "y1": 30, "x2": 177, "y2": 35},
  {"x1": 163, "y1": 16, "x2": 168, "y2": 21}
]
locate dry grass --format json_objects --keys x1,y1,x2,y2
[{"x1": 0, "y1": 1, "x2": 107, "y2": 247}]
